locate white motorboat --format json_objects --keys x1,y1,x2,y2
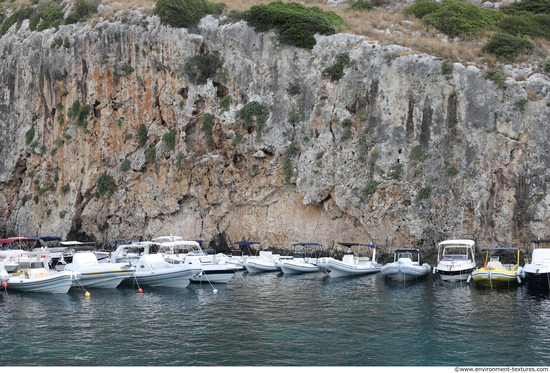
[
  {"x1": 0, "y1": 250, "x2": 81, "y2": 294},
  {"x1": 245, "y1": 251, "x2": 280, "y2": 273},
  {"x1": 381, "y1": 249, "x2": 431, "y2": 281},
  {"x1": 123, "y1": 253, "x2": 202, "y2": 288},
  {"x1": 63, "y1": 252, "x2": 135, "y2": 288},
  {"x1": 230, "y1": 241, "x2": 279, "y2": 273},
  {"x1": 523, "y1": 239, "x2": 550, "y2": 288},
  {"x1": 159, "y1": 240, "x2": 242, "y2": 284},
  {"x1": 318, "y1": 242, "x2": 382, "y2": 278},
  {"x1": 280, "y1": 243, "x2": 321, "y2": 274},
  {"x1": 433, "y1": 239, "x2": 476, "y2": 282},
  {"x1": 110, "y1": 242, "x2": 158, "y2": 266}
]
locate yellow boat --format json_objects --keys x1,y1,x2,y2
[{"x1": 468, "y1": 248, "x2": 524, "y2": 288}]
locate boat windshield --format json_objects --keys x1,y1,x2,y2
[{"x1": 442, "y1": 254, "x2": 467, "y2": 261}]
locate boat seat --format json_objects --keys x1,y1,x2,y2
[{"x1": 487, "y1": 261, "x2": 503, "y2": 269}]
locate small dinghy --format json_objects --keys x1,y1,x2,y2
[
  {"x1": 317, "y1": 242, "x2": 381, "y2": 278},
  {"x1": 381, "y1": 249, "x2": 431, "y2": 281}
]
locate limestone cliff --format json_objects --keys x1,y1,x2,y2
[{"x1": 1, "y1": 12, "x2": 549, "y2": 261}]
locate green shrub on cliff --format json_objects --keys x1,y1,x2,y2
[
  {"x1": 184, "y1": 48, "x2": 222, "y2": 85},
  {"x1": 96, "y1": 173, "x2": 116, "y2": 196},
  {"x1": 1, "y1": 6, "x2": 33, "y2": 35},
  {"x1": 29, "y1": 2, "x2": 65, "y2": 32},
  {"x1": 202, "y1": 114, "x2": 214, "y2": 148},
  {"x1": 282, "y1": 141, "x2": 300, "y2": 182},
  {"x1": 483, "y1": 33, "x2": 534, "y2": 60},
  {"x1": 64, "y1": 0, "x2": 99, "y2": 25},
  {"x1": 163, "y1": 130, "x2": 177, "y2": 150},
  {"x1": 154, "y1": 0, "x2": 226, "y2": 29},
  {"x1": 138, "y1": 124, "x2": 148, "y2": 147},
  {"x1": 416, "y1": 186, "x2": 431, "y2": 202},
  {"x1": 239, "y1": 101, "x2": 268, "y2": 138},
  {"x1": 25, "y1": 128, "x2": 35, "y2": 146},
  {"x1": 404, "y1": 0, "x2": 550, "y2": 41},
  {"x1": 348, "y1": 0, "x2": 374, "y2": 11},
  {"x1": 244, "y1": 1, "x2": 345, "y2": 49},
  {"x1": 322, "y1": 53, "x2": 353, "y2": 81}
]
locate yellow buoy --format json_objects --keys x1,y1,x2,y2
[{"x1": 85, "y1": 292, "x2": 90, "y2": 298}]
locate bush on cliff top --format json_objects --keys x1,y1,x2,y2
[
  {"x1": 404, "y1": 0, "x2": 550, "y2": 41},
  {"x1": 483, "y1": 33, "x2": 534, "y2": 60},
  {"x1": 64, "y1": 0, "x2": 99, "y2": 25},
  {"x1": 244, "y1": 1, "x2": 345, "y2": 49},
  {"x1": 154, "y1": 0, "x2": 226, "y2": 29}
]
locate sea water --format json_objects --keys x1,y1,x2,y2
[{"x1": 1, "y1": 271, "x2": 549, "y2": 366}]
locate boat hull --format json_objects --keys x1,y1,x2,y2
[
  {"x1": 382, "y1": 263, "x2": 431, "y2": 281},
  {"x1": 245, "y1": 260, "x2": 279, "y2": 273},
  {"x1": 435, "y1": 262, "x2": 476, "y2": 282},
  {"x1": 470, "y1": 268, "x2": 521, "y2": 286},
  {"x1": 77, "y1": 268, "x2": 136, "y2": 288},
  {"x1": 191, "y1": 266, "x2": 241, "y2": 284},
  {"x1": 280, "y1": 261, "x2": 318, "y2": 274},
  {"x1": 126, "y1": 267, "x2": 201, "y2": 288},
  {"x1": 524, "y1": 270, "x2": 550, "y2": 288},
  {"x1": 321, "y1": 259, "x2": 381, "y2": 278},
  {"x1": 1, "y1": 272, "x2": 76, "y2": 294}
]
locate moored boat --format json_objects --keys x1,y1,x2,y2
[
  {"x1": 160, "y1": 240, "x2": 242, "y2": 284},
  {"x1": 64, "y1": 252, "x2": 135, "y2": 288},
  {"x1": 381, "y1": 249, "x2": 431, "y2": 281},
  {"x1": 123, "y1": 253, "x2": 202, "y2": 288},
  {"x1": 280, "y1": 243, "x2": 321, "y2": 274},
  {"x1": 523, "y1": 239, "x2": 550, "y2": 289},
  {"x1": 468, "y1": 248, "x2": 523, "y2": 288},
  {"x1": 318, "y1": 242, "x2": 382, "y2": 278},
  {"x1": 433, "y1": 239, "x2": 476, "y2": 282},
  {"x1": 0, "y1": 250, "x2": 81, "y2": 294}
]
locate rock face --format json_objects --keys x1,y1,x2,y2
[{"x1": 0, "y1": 14, "x2": 549, "y2": 262}]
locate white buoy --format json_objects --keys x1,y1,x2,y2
[{"x1": 213, "y1": 289, "x2": 218, "y2": 294}]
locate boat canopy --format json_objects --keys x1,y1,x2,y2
[
  {"x1": 532, "y1": 239, "x2": 550, "y2": 246},
  {"x1": 482, "y1": 248, "x2": 519, "y2": 251},
  {"x1": 33, "y1": 236, "x2": 62, "y2": 242},
  {"x1": 338, "y1": 242, "x2": 375, "y2": 249},
  {"x1": 152, "y1": 236, "x2": 183, "y2": 242},
  {"x1": 231, "y1": 242, "x2": 260, "y2": 246},
  {"x1": 0, "y1": 249, "x2": 31, "y2": 257},
  {"x1": 395, "y1": 249, "x2": 420, "y2": 253},
  {"x1": 437, "y1": 239, "x2": 475, "y2": 247},
  {"x1": 0, "y1": 237, "x2": 37, "y2": 243},
  {"x1": 0, "y1": 250, "x2": 46, "y2": 258},
  {"x1": 159, "y1": 240, "x2": 201, "y2": 248}
]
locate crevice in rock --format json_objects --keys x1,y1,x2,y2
[{"x1": 213, "y1": 82, "x2": 229, "y2": 98}]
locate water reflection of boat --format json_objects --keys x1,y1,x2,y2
[
  {"x1": 280, "y1": 243, "x2": 321, "y2": 274},
  {"x1": 0, "y1": 250, "x2": 81, "y2": 294},
  {"x1": 468, "y1": 248, "x2": 524, "y2": 288},
  {"x1": 524, "y1": 239, "x2": 550, "y2": 289},
  {"x1": 434, "y1": 239, "x2": 476, "y2": 282},
  {"x1": 317, "y1": 243, "x2": 382, "y2": 278},
  {"x1": 381, "y1": 249, "x2": 431, "y2": 281}
]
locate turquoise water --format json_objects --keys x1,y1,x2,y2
[{"x1": 1, "y1": 271, "x2": 549, "y2": 366}]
